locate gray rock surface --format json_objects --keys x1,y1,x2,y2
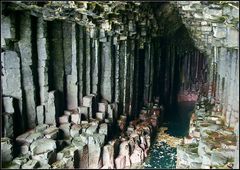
[
  {"x1": 1, "y1": 137, "x2": 13, "y2": 162},
  {"x1": 30, "y1": 138, "x2": 56, "y2": 155}
]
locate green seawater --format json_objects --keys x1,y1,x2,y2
[
  {"x1": 143, "y1": 102, "x2": 195, "y2": 169},
  {"x1": 144, "y1": 141, "x2": 177, "y2": 169}
]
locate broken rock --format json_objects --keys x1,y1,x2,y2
[{"x1": 30, "y1": 138, "x2": 56, "y2": 155}]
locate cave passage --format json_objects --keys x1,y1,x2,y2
[{"x1": 1, "y1": 1, "x2": 239, "y2": 169}]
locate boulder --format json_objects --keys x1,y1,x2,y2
[
  {"x1": 88, "y1": 135, "x2": 102, "y2": 168},
  {"x1": 102, "y1": 144, "x2": 114, "y2": 169},
  {"x1": 59, "y1": 123, "x2": 71, "y2": 138},
  {"x1": 35, "y1": 124, "x2": 49, "y2": 133},
  {"x1": 115, "y1": 155, "x2": 126, "y2": 169},
  {"x1": 64, "y1": 110, "x2": 72, "y2": 116},
  {"x1": 56, "y1": 146, "x2": 78, "y2": 168},
  {"x1": 96, "y1": 112, "x2": 106, "y2": 120},
  {"x1": 72, "y1": 139, "x2": 89, "y2": 168},
  {"x1": 77, "y1": 106, "x2": 89, "y2": 120},
  {"x1": 37, "y1": 164, "x2": 51, "y2": 169},
  {"x1": 119, "y1": 141, "x2": 131, "y2": 167},
  {"x1": 59, "y1": 115, "x2": 69, "y2": 124},
  {"x1": 71, "y1": 113, "x2": 80, "y2": 124},
  {"x1": 98, "y1": 102, "x2": 108, "y2": 113},
  {"x1": 1, "y1": 137, "x2": 13, "y2": 162},
  {"x1": 32, "y1": 150, "x2": 56, "y2": 166},
  {"x1": 22, "y1": 160, "x2": 39, "y2": 169},
  {"x1": 70, "y1": 124, "x2": 82, "y2": 137},
  {"x1": 19, "y1": 144, "x2": 30, "y2": 155},
  {"x1": 86, "y1": 124, "x2": 98, "y2": 135},
  {"x1": 30, "y1": 138, "x2": 56, "y2": 155},
  {"x1": 130, "y1": 144, "x2": 144, "y2": 164},
  {"x1": 51, "y1": 160, "x2": 66, "y2": 169},
  {"x1": 43, "y1": 126, "x2": 59, "y2": 139},
  {"x1": 25, "y1": 132, "x2": 43, "y2": 144},
  {"x1": 12, "y1": 155, "x2": 29, "y2": 166},
  {"x1": 83, "y1": 95, "x2": 94, "y2": 107},
  {"x1": 99, "y1": 123, "x2": 108, "y2": 136}
]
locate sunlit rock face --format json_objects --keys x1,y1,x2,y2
[{"x1": 1, "y1": 1, "x2": 239, "y2": 169}]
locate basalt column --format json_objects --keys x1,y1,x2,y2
[
  {"x1": 63, "y1": 22, "x2": 78, "y2": 111},
  {"x1": 100, "y1": 38, "x2": 113, "y2": 102},
  {"x1": 36, "y1": 18, "x2": 49, "y2": 125},
  {"x1": 18, "y1": 14, "x2": 37, "y2": 129},
  {"x1": 47, "y1": 20, "x2": 65, "y2": 119}
]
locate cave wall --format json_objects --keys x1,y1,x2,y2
[
  {"x1": 172, "y1": 2, "x2": 239, "y2": 168},
  {"x1": 172, "y1": 1, "x2": 239, "y2": 129},
  {"x1": 1, "y1": 2, "x2": 208, "y2": 135}
]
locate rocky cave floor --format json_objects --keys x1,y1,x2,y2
[
  {"x1": 2, "y1": 94, "x2": 161, "y2": 169},
  {"x1": 2, "y1": 94, "x2": 237, "y2": 169}
]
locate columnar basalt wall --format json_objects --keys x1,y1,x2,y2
[
  {"x1": 3, "y1": 2, "x2": 202, "y2": 133},
  {"x1": 172, "y1": 1, "x2": 239, "y2": 130},
  {"x1": 171, "y1": 1, "x2": 239, "y2": 169},
  {"x1": 1, "y1": 1, "x2": 239, "y2": 169}
]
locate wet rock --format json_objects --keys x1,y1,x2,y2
[
  {"x1": 37, "y1": 164, "x2": 51, "y2": 169},
  {"x1": 56, "y1": 145, "x2": 78, "y2": 168},
  {"x1": 25, "y1": 132, "x2": 43, "y2": 144},
  {"x1": 128, "y1": 138, "x2": 135, "y2": 154},
  {"x1": 98, "y1": 102, "x2": 108, "y2": 113},
  {"x1": 32, "y1": 150, "x2": 56, "y2": 166},
  {"x1": 201, "y1": 153, "x2": 211, "y2": 166},
  {"x1": 30, "y1": 138, "x2": 56, "y2": 155},
  {"x1": 70, "y1": 124, "x2": 82, "y2": 137},
  {"x1": 77, "y1": 106, "x2": 89, "y2": 120},
  {"x1": 88, "y1": 135, "x2": 102, "y2": 168},
  {"x1": 5, "y1": 162, "x2": 21, "y2": 169},
  {"x1": 115, "y1": 155, "x2": 126, "y2": 169},
  {"x1": 130, "y1": 144, "x2": 144, "y2": 165},
  {"x1": 16, "y1": 130, "x2": 40, "y2": 145},
  {"x1": 43, "y1": 126, "x2": 59, "y2": 139},
  {"x1": 102, "y1": 144, "x2": 114, "y2": 169},
  {"x1": 12, "y1": 155, "x2": 29, "y2": 166},
  {"x1": 83, "y1": 95, "x2": 94, "y2": 107},
  {"x1": 74, "y1": 141, "x2": 89, "y2": 169},
  {"x1": 19, "y1": 144, "x2": 30, "y2": 155},
  {"x1": 59, "y1": 115, "x2": 69, "y2": 124},
  {"x1": 211, "y1": 150, "x2": 228, "y2": 166},
  {"x1": 64, "y1": 110, "x2": 72, "y2": 116},
  {"x1": 96, "y1": 112, "x2": 106, "y2": 120},
  {"x1": 71, "y1": 113, "x2": 81, "y2": 124},
  {"x1": 119, "y1": 141, "x2": 131, "y2": 167},
  {"x1": 99, "y1": 123, "x2": 108, "y2": 136},
  {"x1": 86, "y1": 124, "x2": 98, "y2": 135},
  {"x1": 51, "y1": 160, "x2": 66, "y2": 169},
  {"x1": 35, "y1": 124, "x2": 49, "y2": 133},
  {"x1": 22, "y1": 160, "x2": 39, "y2": 169},
  {"x1": 1, "y1": 137, "x2": 13, "y2": 162},
  {"x1": 59, "y1": 123, "x2": 71, "y2": 138}
]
